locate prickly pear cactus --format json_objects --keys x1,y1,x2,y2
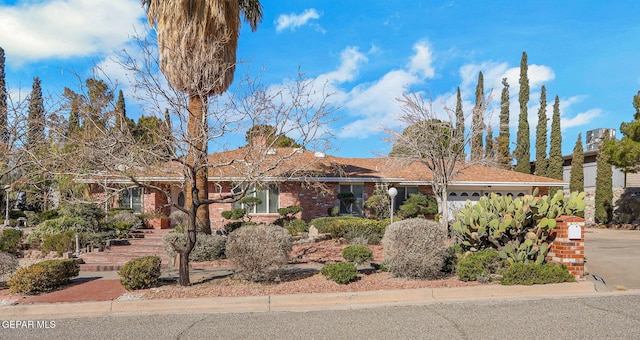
[{"x1": 452, "y1": 190, "x2": 586, "y2": 264}]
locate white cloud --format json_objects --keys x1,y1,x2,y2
[
  {"x1": 334, "y1": 41, "x2": 437, "y2": 139},
  {"x1": 317, "y1": 47, "x2": 367, "y2": 84},
  {"x1": 502, "y1": 64, "x2": 555, "y2": 92},
  {"x1": 407, "y1": 41, "x2": 435, "y2": 79},
  {"x1": 561, "y1": 108, "x2": 602, "y2": 129},
  {"x1": 275, "y1": 8, "x2": 322, "y2": 33},
  {"x1": 0, "y1": 0, "x2": 144, "y2": 65}
]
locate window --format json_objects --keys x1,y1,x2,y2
[
  {"x1": 119, "y1": 187, "x2": 143, "y2": 213},
  {"x1": 339, "y1": 184, "x2": 363, "y2": 215},
  {"x1": 177, "y1": 192, "x2": 185, "y2": 208},
  {"x1": 233, "y1": 184, "x2": 279, "y2": 214}
]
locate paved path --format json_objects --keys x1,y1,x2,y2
[{"x1": 584, "y1": 228, "x2": 640, "y2": 291}]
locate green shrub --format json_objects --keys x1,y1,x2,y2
[
  {"x1": 277, "y1": 205, "x2": 303, "y2": 218},
  {"x1": 321, "y1": 262, "x2": 358, "y2": 284},
  {"x1": 118, "y1": 256, "x2": 162, "y2": 290},
  {"x1": 8, "y1": 259, "x2": 79, "y2": 294},
  {"x1": 382, "y1": 218, "x2": 448, "y2": 279},
  {"x1": 221, "y1": 208, "x2": 246, "y2": 220},
  {"x1": 283, "y1": 219, "x2": 308, "y2": 236},
  {"x1": 8, "y1": 210, "x2": 26, "y2": 220},
  {"x1": 41, "y1": 230, "x2": 77, "y2": 256},
  {"x1": 0, "y1": 229, "x2": 23, "y2": 254},
  {"x1": 106, "y1": 210, "x2": 143, "y2": 236},
  {"x1": 397, "y1": 193, "x2": 438, "y2": 218},
  {"x1": 500, "y1": 262, "x2": 576, "y2": 285},
  {"x1": 38, "y1": 209, "x2": 60, "y2": 222},
  {"x1": 456, "y1": 249, "x2": 504, "y2": 282},
  {"x1": 222, "y1": 221, "x2": 257, "y2": 235},
  {"x1": 226, "y1": 225, "x2": 291, "y2": 282},
  {"x1": 442, "y1": 244, "x2": 464, "y2": 274},
  {"x1": 309, "y1": 216, "x2": 385, "y2": 244},
  {"x1": 57, "y1": 204, "x2": 105, "y2": 233},
  {"x1": 327, "y1": 206, "x2": 340, "y2": 217},
  {"x1": 341, "y1": 245, "x2": 373, "y2": 265},
  {"x1": 85, "y1": 231, "x2": 116, "y2": 248},
  {"x1": 163, "y1": 232, "x2": 226, "y2": 262},
  {"x1": 370, "y1": 262, "x2": 389, "y2": 272}
]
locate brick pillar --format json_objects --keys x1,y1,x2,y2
[{"x1": 548, "y1": 215, "x2": 585, "y2": 280}]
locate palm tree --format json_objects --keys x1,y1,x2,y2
[
  {"x1": 142, "y1": 0, "x2": 262, "y2": 232},
  {"x1": 142, "y1": 0, "x2": 262, "y2": 285}
]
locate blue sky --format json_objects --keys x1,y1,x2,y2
[{"x1": 2, "y1": 0, "x2": 640, "y2": 159}]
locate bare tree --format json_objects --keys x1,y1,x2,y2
[
  {"x1": 43, "y1": 37, "x2": 337, "y2": 286},
  {"x1": 387, "y1": 92, "x2": 492, "y2": 228}
]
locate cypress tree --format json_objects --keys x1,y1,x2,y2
[
  {"x1": 485, "y1": 126, "x2": 494, "y2": 158},
  {"x1": 0, "y1": 47, "x2": 7, "y2": 144},
  {"x1": 115, "y1": 89, "x2": 127, "y2": 130},
  {"x1": 471, "y1": 71, "x2": 485, "y2": 161},
  {"x1": 534, "y1": 86, "x2": 548, "y2": 177},
  {"x1": 548, "y1": 95, "x2": 563, "y2": 196},
  {"x1": 569, "y1": 133, "x2": 584, "y2": 193},
  {"x1": 514, "y1": 52, "x2": 531, "y2": 174},
  {"x1": 594, "y1": 133, "x2": 613, "y2": 224},
  {"x1": 497, "y1": 78, "x2": 511, "y2": 169},
  {"x1": 455, "y1": 87, "x2": 465, "y2": 159},
  {"x1": 63, "y1": 88, "x2": 81, "y2": 135},
  {"x1": 27, "y1": 77, "x2": 45, "y2": 150}
]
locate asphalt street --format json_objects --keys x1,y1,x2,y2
[{"x1": 1, "y1": 294, "x2": 639, "y2": 339}]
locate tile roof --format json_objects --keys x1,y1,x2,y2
[
  {"x1": 203, "y1": 148, "x2": 565, "y2": 186},
  {"x1": 104, "y1": 147, "x2": 565, "y2": 187}
]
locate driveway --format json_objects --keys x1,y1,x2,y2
[{"x1": 584, "y1": 228, "x2": 640, "y2": 291}]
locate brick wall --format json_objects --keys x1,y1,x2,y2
[{"x1": 548, "y1": 215, "x2": 585, "y2": 279}]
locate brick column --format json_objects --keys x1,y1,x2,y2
[{"x1": 548, "y1": 215, "x2": 585, "y2": 280}]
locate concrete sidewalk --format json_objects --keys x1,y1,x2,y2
[{"x1": 0, "y1": 279, "x2": 608, "y2": 319}]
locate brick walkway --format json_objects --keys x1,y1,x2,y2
[{"x1": 4, "y1": 278, "x2": 126, "y2": 305}]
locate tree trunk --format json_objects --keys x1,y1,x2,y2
[
  {"x1": 178, "y1": 213, "x2": 198, "y2": 286},
  {"x1": 440, "y1": 185, "x2": 449, "y2": 231},
  {"x1": 185, "y1": 94, "x2": 211, "y2": 234}
]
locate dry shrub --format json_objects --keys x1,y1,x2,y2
[
  {"x1": 382, "y1": 218, "x2": 448, "y2": 279},
  {"x1": 226, "y1": 225, "x2": 292, "y2": 282},
  {"x1": 0, "y1": 251, "x2": 18, "y2": 285}
]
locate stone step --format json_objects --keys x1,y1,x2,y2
[
  {"x1": 78, "y1": 228, "x2": 177, "y2": 272},
  {"x1": 79, "y1": 262, "x2": 170, "y2": 272}
]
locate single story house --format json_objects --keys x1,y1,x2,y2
[{"x1": 90, "y1": 147, "x2": 566, "y2": 229}]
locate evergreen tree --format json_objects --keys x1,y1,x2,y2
[
  {"x1": 62, "y1": 87, "x2": 83, "y2": 136},
  {"x1": 133, "y1": 115, "x2": 174, "y2": 161},
  {"x1": 497, "y1": 78, "x2": 511, "y2": 169},
  {"x1": 454, "y1": 87, "x2": 465, "y2": 159},
  {"x1": 116, "y1": 89, "x2": 126, "y2": 130},
  {"x1": 534, "y1": 85, "x2": 548, "y2": 177},
  {"x1": 84, "y1": 78, "x2": 113, "y2": 130},
  {"x1": 0, "y1": 47, "x2": 7, "y2": 144},
  {"x1": 548, "y1": 95, "x2": 563, "y2": 196},
  {"x1": 484, "y1": 126, "x2": 494, "y2": 158},
  {"x1": 514, "y1": 52, "x2": 531, "y2": 174},
  {"x1": 605, "y1": 90, "x2": 640, "y2": 173},
  {"x1": 471, "y1": 71, "x2": 485, "y2": 161},
  {"x1": 27, "y1": 77, "x2": 45, "y2": 150},
  {"x1": 569, "y1": 133, "x2": 584, "y2": 193},
  {"x1": 594, "y1": 133, "x2": 613, "y2": 224}
]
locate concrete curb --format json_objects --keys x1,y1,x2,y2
[{"x1": 0, "y1": 281, "x2": 610, "y2": 319}]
